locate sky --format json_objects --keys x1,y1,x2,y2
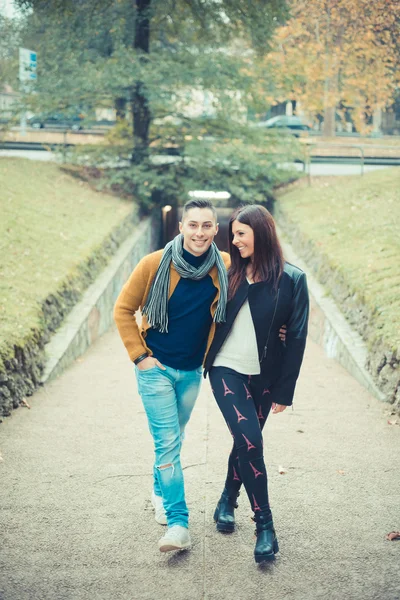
[{"x1": 0, "y1": 0, "x2": 18, "y2": 18}]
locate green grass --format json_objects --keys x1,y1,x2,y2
[
  {"x1": 0, "y1": 158, "x2": 133, "y2": 349},
  {"x1": 277, "y1": 169, "x2": 400, "y2": 349}
]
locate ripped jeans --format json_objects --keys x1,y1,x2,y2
[{"x1": 135, "y1": 363, "x2": 202, "y2": 528}]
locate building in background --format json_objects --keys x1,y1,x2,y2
[{"x1": 0, "y1": 84, "x2": 19, "y2": 122}]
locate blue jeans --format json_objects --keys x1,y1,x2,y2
[{"x1": 135, "y1": 364, "x2": 202, "y2": 528}]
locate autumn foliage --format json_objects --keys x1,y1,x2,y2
[{"x1": 264, "y1": 0, "x2": 400, "y2": 134}]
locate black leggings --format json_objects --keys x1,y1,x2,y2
[{"x1": 209, "y1": 366, "x2": 273, "y2": 517}]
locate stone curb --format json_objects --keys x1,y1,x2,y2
[
  {"x1": 41, "y1": 217, "x2": 158, "y2": 384},
  {"x1": 277, "y1": 225, "x2": 387, "y2": 403}
]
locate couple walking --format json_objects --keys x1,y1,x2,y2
[{"x1": 114, "y1": 199, "x2": 309, "y2": 564}]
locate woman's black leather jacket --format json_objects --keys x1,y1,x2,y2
[{"x1": 204, "y1": 262, "x2": 309, "y2": 406}]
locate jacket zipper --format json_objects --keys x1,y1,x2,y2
[{"x1": 260, "y1": 289, "x2": 280, "y2": 364}]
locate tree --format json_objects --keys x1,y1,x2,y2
[
  {"x1": 17, "y1": 0, "x2": 289, "y2": 154},
  {"x1": 15, "y1": 0, "x2": 297, "y2": 207},
  {"x1": 0, "y1": 15, "x2": 22, "y2": 135},
  {"x1": 262, "y1": 0, "x2": 400, "y2": 135},
  {"x1": 0, "y1": 18, "x2": 21, "y2": 82}
]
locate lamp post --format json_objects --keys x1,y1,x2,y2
[{"x1": 161, "y1": 204, "x2": 172, "y2": 245}]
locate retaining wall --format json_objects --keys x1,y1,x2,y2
[
  {"x1": 275, "y1": 209, "x2": 398, "y2": 412},
  {"x1": 0, "y1": 214, "x2": 160, "y2": 419}
]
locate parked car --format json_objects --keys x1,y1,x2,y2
[
  {"x1": 255, "y1": 115, "x2": 313, "y2": 136},
  {"x1": 28, "y1": 112, "x2": 84, "y2": 130}
]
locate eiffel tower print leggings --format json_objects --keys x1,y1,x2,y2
[{"x1": 209, "y1": 366, "x2": 273, "y2": 518}]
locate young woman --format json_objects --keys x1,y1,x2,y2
[{"x1": 204, "y1": 204, "x2": 309, "y2": 564}]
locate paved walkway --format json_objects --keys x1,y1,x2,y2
[{"x1": 1, "y1": 328, "x2": 399, "y2": 600}]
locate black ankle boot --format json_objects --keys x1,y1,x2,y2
[
  {"x1": 213, "y1": 489, "x2": 239, "y2": 532},
  {"x1": 254, "y1": 514, "x2": 279, "y2": 563}
]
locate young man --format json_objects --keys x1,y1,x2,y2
[{"x1": 114, "y1": 199, "x2": 230, "y2": 553}]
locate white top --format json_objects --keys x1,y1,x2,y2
[{"x1": 213, "y1": 284, "x2": 260, "y2": 375}]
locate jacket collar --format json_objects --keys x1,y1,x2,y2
[{"x1": 229, "y1": 278, "x2": 249, "y2": 310}]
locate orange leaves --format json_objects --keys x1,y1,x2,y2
[{"x1": 264, "y1": 0, "x2": 398, "y2": 133}]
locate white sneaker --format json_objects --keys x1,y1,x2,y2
[
  {"x1": 158, "y1": 525, "x2": 191, "y2": 552},
  {"x1": 151, "y1": 491, "x2": 167, "y2": 525}
]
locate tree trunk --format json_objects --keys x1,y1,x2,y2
[
  {"x1": 323, "y1": 104, "x2": 336, "y2": 137},
  {"x1": 323, "y1": 67, "x2": 338, "y2": 137},
  {"x1": 322, "y1": 2, "x2": 336, "y2": 138},
  {"x1": 131, "y1": 0, "x2": 151, "y2": 164},
  {"x1": 372, "y1": 107, "x2": 382, "y2": 135},
  {"x1": 115, "y1": 97, "x2": 127, "y2": 120}
]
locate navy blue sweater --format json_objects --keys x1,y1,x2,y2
[{"x1": 145, "y1": 248, "x2": 218, "y2": 370}]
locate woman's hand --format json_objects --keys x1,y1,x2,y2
[
  {"x1": 272, "y1": 403, "x2": 287, "y2": 414},
  {"x1": 279, "y1": 324, "x2": 287, "y2": 343}
]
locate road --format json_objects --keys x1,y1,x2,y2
[
  {"x1": 0, "y1": 149, "x2": 57, "y2": 162},
  {"x1": 283, "y1": 162, "x2": 391, "y2": 176}
]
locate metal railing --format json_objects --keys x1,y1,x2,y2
[
  {"x1": 301, "y1": 142, "x2": 400, "y2": 184},
  {"x1": 302, "y1": 142, "x2": 365, "y2": 183}
]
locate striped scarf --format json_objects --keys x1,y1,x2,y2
[{"x1": 142, "y1": 234, "x2": 228, "y2": 333}]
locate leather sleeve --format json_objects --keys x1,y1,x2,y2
[{"x1": 269, "y1": 272, "x2": 309, "y2": 406}]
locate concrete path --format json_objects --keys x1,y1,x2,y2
[
  {"x1": 1, "y1": 329, "x2": 399, "y2": 600},
  {"x1": 0, "y1": 150, "x2": 57, "y2": 161}
]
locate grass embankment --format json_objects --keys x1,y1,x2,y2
[
  {"x1": 0, "y1": 158, "x2": 134, "y2": 360},
  {"x1": 276, "y1": 169, "x2": 400, "y2": 405}
]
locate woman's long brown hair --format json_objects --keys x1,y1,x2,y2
[{"x1": 228, "y1": 205, "x2": 284, "y2": 300}]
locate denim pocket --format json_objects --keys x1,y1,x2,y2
[{"x1": 135, "y1": 365, "x2": 169, "y2": 397}]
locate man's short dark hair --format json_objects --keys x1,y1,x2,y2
[{"x1": 181, "y1": 198, "x2": 218, "y2": 222}]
